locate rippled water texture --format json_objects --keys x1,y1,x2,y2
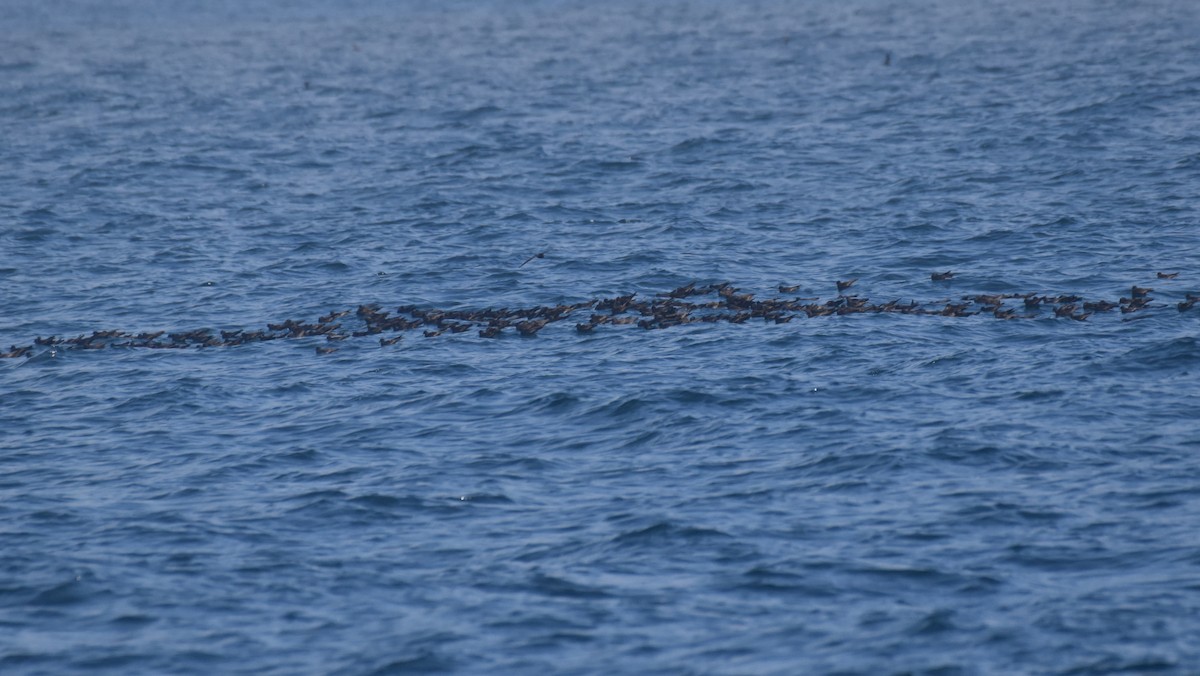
[{"x1": 3, "y1": 0, "x2": 1200, "y2": 673}]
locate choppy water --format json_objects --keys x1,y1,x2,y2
[{"x1": 3, "y1": 0, "x2": 1200, "y2": 673}]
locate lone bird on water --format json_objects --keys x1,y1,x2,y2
[
  {"x1": 836, "y1": 279, "x2": 857, "y2": 293},
  {"x1": 1157, "y1": 272, "x2": 1179, "y2": 279},
  {"x1": 931, "y1": 271, "x2": 955, "y2": 281},
  {"x1": 519, "y1": 252, "x2": 546, "y2": 268}
]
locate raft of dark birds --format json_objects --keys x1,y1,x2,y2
[{"x1": 3, "y1": 273, "x2": 1197, "y2": 358}]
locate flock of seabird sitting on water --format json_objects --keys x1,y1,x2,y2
[{"x1": 1, "y1": 272, "x2": 1194, "y2": 358}]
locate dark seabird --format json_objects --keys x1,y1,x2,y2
[
  {"x1": 778, "y1": 284, "x2": 800, "y2": 294},
  {"x1": 1157, "y1": 272, "x2": 1179, "y2": 279},
  {"x1": 519, "y1": 252, "x2": 547, "y2": 268},
  {"x1": 1120, "y1": 299, "x2": 1149, "y2": 313},
  {"x1": 666, "y1": 283, "x2": 697, "y2": 298},
  {"x1": 319, "y1": 310, "x2": 351, "y2": 323},
  {"x1": 1083, "y1": 300, "x2": 1118, "y2": 312},
  {"x1": 516, "y1": 319, "x2": 547, "y2": 336},
  {"x1": 1054, "y1": 305, "x2": 1077, "y2": 318},
  {"x1": 836, "y1": 279, "x2": 857, "y2": 293},
  {"x1": 931, "y1": 271, "x2": 955, "y2": 281},
  {"x1": 315, "y1": 346, "x2": 338, "y2": 355}
]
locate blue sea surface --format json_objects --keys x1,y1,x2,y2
[{"x1": 3, "y1": 0, "x2": 1200, "y2": 673}]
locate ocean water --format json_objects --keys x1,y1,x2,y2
[{"x1": 3, "y1": 0, "x2": 1200, "y2": 673}]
